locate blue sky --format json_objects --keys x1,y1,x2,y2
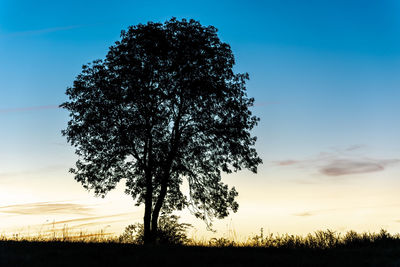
[{"x1": 0, "y1": 0, "x2": 399, "y2": 238}]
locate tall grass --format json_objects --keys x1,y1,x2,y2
[
  {"x1": 0, "y1": 225, "x2": 116, "y2": 243},
  {"x1": 2, "y1": 226, "x2": 400, "y2": 250},
  {"x1": 195, "y1": 229, "x2": 400, "y2": 249}
]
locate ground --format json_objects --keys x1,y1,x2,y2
[{"x1": 2, "y1": 241, "x2": 400, "y2": 266}]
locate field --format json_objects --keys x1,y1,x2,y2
[{"x1": 2, "y1": 230, "x2": 400, "y2": 266}]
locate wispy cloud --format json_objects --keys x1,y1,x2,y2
[
  {"x1": 43, "y1": 212, "x2": 133, "y2": 226},
  {"x1": 252, "y1": 101, "x2": 280, "y2": 107},
  {"x1": 71, "y1": 219, "x2": 126, "y2": 229},
  {"x1": 1, "y1": 25, "x2": 83, "y2": 38},
  {"x1": 40, "y1": 212, "x2": 140, "y2": 233},
  {"x1": 1, "y1": 21, "x2": 115, "y2": 38},
  {"x1": 320, "y1": 159, "x2": 398, "y2": 176},
  {"x1": 293, "y1": 212, "x2": 313, "y2": 217},
  {"x1": 0, "y1": 201, "x2": 141, "y2": 236},
  {"x1": 274, "y1": 160, "x2": 299, "y2": 166},
  {"x1": 274, "y1": 145, "x2": 400, "y2": 177},
  {"x1": 0, "y1": 165, "x2": 68, "y2": 182},
  {"x1": 0, "y1": 105, "x2": 59, "y2": 114},
  {"x1": 0, "y1": 201, "x2": 93, "y2": 216},
  {"x1": 295, "y1": 204, "x2": 400, "y2": 218},
  {"x1": 345, "y1": 144, "x2": 366, "y2": 152}
]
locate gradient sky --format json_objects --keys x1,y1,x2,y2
[{"x1": 0, "y1": 0, "x2": 400, "y2": 240}]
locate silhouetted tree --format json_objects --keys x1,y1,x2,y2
[{"x1": 61, "y1": 18, "x2": 262, "y2": 244}]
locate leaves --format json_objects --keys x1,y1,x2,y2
[{"x1": 62, "y1": 18, "x2": 262, "y2": 226}]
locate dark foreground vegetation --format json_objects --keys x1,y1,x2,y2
[{"x1": 2, "y1": 230, "x2": 400, "y2": 266}]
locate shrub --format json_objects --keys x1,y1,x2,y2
[{"x1": 119, "y1": 214, "x2": 191, "y2": 245}]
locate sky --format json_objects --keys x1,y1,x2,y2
[{"x1": 0, "y1": 0, "x2": 400, "y2": 240}]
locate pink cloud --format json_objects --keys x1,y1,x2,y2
[
  {"x1": 320, "y1": 160, "x2": 384, "y2": 176},
  {"x1": 274, "y1": 145, "x2": 400, "y2": 177},
  {"x1": 320, "y1": 159, "x2": 399, "y2": 176},
  {"x1": 275, "y1": 160, "x2": 299, "y2": 166}
]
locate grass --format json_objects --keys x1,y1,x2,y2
[
  {"x1": 209, "y1": 228, "x2": 400, "y2": 249},
  {"x1": 0, "y1": 226, "x2": 115, "y2": 243},
  {"x1": 4, "y1": 227, "x2": 400, "y2": 249},
  {"x1": 2, "y1": 228, "x2": 400, "y2": 266}
]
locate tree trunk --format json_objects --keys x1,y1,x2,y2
[
  {"x1": 151, "y1": 177, "x2": 169, "y2": 239},
  {"x1": 143, "y1": 123, "x2": 154, "y2": 245},
  {"x1": 150, "y1": 116, "x2": 180, "y2": 241},
  {"x1": 143, "y1": 187, "x2": 153, "y2": 245},
  {"x1": 143, "y1": 167, "x2": 153, "y2": 245}
]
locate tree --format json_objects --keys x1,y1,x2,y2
[{"x1": 61, "y1": 18, "x2": 262, "y2": 244}]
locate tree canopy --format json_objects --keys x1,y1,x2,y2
[{"x1": 61, "y1": 18, "x2": 262, "y2": 244}]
